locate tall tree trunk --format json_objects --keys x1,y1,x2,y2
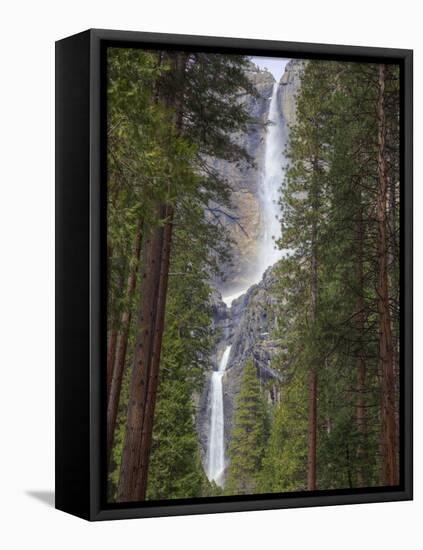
[
  {"x1": 387, "y1": 162, "x2": 400, "y2": 443},
  {"x1": 376, "y1": 64, "x2": 398, "y2": 486},
  {"x1": 307, "y1": 368, "x2": 317, "y2": 490},
  {"x1": 117, "y1": 52, "x2": 187, "y2": 502},
  {"x1": 107, "y1": 328, "x2": 118, "y2": 396},
  {"x1": 117, "y1": 207, "x2": 165, "y2": 501},
  {"x1": 307, "y1": 170, "x2": 318, "y2": 492},
  {"x1": 355, "y1": 202, "x2": 368, "y2": 487},
  {"x1": 134, "y1": 204, "x2": 174, "y2": 499},
  {"x1": 133, "y1": 54, "x2": 187, "y2": 499},
  {"x1": 107, "y1": 222, "x2": 143, "y2": 463},
  {"x1": 106, "y1": 241, "x2": 126, "y2": 396}
]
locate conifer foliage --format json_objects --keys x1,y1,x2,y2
[
  {"x1": 261, "y1": 60, "x2": 400, "y2": 491},
  {"x1": 225, "y1": 360, "x2": 269, "y2": 495},
  {"x1": 106, "y1": 47, "x2": 256, "y2": 502},
  {"x1": 106, "y1": 49, "x2": 401, "y2": 501}
]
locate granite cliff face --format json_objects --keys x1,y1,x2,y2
[
  {"x1": 211, "y1": 64, "x2": 275, "y2": 296},
  {"x1": 211, "y1": 60, "x2": 303, "y2": 296},
  {"x1": 278, "y1": 59, "x2": 304, "y2": 128}
]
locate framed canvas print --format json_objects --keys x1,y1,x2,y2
[{"x1": 55, "y1": 29, "x2": 413, "y2": 521}]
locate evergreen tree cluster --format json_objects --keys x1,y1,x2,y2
[
  {"x1": 225, "y1": 360, "x2": 269, "y2": 495},
  {"x1": 106, "y1": 47, "x2": 256, "y2": 501},
  {"x1": 258, "y1": 60, "x2": 400, "y2": 491}
]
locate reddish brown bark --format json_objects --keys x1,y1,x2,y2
[
  {"x1": 107, "y1": 222, "x2": 143, "y2": 463},
  {"x1": 307, "y1": 168, "x2": 318, "y2": 492},
  {"x1": 117, "y1": 208, "x2": 165, "y2": 502},
  {"x1": 107, "y1": 329, "x2": 118, "y2": 396},
  {"x1": 117, "y1": 52, "x2": 187, "y2": 502},
  {"x1": 135, "y1": 205, "x2": 174, "y2": 499},
  {"x1": 355, "y1": 203, "x2": 367, "y2": 487},
  {"x1": 307, "y1": 368, "x2": 317, "y2": 491},
  {"x1": 376, "y1": 64, "x2": 398, "y2": 486}
]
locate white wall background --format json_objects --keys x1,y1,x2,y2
[{"x1": 0, "y1": 1, "x2": 420, "y2": 547}]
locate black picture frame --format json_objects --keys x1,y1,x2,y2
[{"x1": 55, "y1": 28, "x2": 413, "y2": 521}]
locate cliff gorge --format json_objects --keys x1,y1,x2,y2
[
  {"x1": 212, "y1": 59, "x2": 303, "y2": 296},
  {"x1": 196, "y1": 265, "x2": 282, "y2": 463},
  {"x1": 197, "y1": 59, "x2": 302, "y2": 480}
]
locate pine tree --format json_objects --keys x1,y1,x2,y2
[
  {"x1": 106, "y1": 47, "x2": 174, "y2": 462},
  {"x1": 276, "y1": 60, "x2": 332, "y2": 490},
  {"x1": 259, "y1": 370, "x2": 308, "y2": 493},
  {"x1": 145, "y1": 370, "x2": 206, "y2": 500},
  {"x1": 225, "y1": 360, "x2": 269, "y2": 495},
  {"x1": 108, "y1": 185, "x2": 220, "y2": 501},
  {"x1": 145, "y1": 197, "x2": 220, "y2": 500}
]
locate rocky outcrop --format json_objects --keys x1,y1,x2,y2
[
  {"x1": 197, "y1": 265, "x2": 282, "y2": 466},
  {"x1": 278, "y1": 59, "x2": 303, "y2": 128},
  {"x1": 222, "y1": 266, "x2": 281, "y2": 442}
]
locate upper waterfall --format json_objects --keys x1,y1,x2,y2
[
  {"x1": 256, "y1": 81, "x2": 288, "y2": 275},
  {"x1": 222, "y1": 79, "x2": 288, "y2": 307}
]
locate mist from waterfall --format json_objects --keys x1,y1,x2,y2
[{"x1": 206, "y1": 345, "x2": 232, "y2": 486}]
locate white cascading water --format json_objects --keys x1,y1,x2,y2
[
  {"x1": 207, "y1": 345, "x2": 232, "y2": 485},
  {"x1": 257, "y1": 81, "x2": 287, "y2": 275}
]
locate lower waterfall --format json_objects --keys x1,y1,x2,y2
[{"x1": 206, "y1": 345, "x2": 232, "y2": 485}]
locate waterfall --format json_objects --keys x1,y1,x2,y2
[
  {"x1": 206, "y1": 73, "x2": 289, "y2": 485},
  {"x1": 206, "y1": 345, "x2": 232, "y2": 485},
  {"x1": 222, "y1": 80, "x2": 288, "y2": 308},
  {"x1": 257, "y1": 82, "x2": 287, "y2": 275}
]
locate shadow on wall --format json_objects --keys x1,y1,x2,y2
[{"x1": 26, "y1": 490, "x2": 55, "y2": 508}]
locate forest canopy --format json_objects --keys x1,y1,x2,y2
[{"x1": 106, "y1": 48, "x2": 400, "y2": 503}]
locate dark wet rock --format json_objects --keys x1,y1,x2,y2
[{"x1": 197, "y1": 265, "x2": 283, "y2": 465}]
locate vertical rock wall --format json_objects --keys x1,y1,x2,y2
[
  {"x1": 211, "y1": 65, "x2": 275, "y2": 296},
  {"x1": 279, "y1": 59, "x2": 304, "y2": 128}
]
